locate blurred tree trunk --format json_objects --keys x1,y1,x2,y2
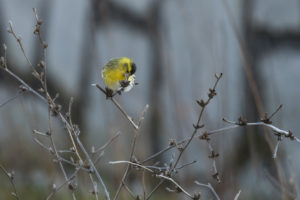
[
  {"x1": 72, "y1": 0, "x2": 97, "y2": 142},
  {"x1": 220, "y1": 0, "x2": 295, "y2": 198},
  {"x1": 0, "y1": 1, "x2": 5, "y2": 80},
  {"x1": 146, "y1": 0, "x2": 164, "y2": 159},
  {"x1": 92, "y1": 0, "x2": 164, "y2": 159}
]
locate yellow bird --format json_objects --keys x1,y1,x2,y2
[{"x1": 101, "y1": 57, "x2": 136, "y2": 96}]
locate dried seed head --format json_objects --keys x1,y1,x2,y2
[
  {"x1": 46, "y1": 130, "x2": 51, "y2": 136},
  {"x1": 33, "y1": 28, "x2": 39, "y2": 35},
  {"x1": 193, "y1": 192, "x2": 201, "y2": 200},
  {"x1": 177, "y1": 145, "x2": 184, "y2": 152},
  {"x1": 43, "y1": 41, "x2": 48, "y2": 49},
  {"x1": 70, "y1": 147, "x2": 76, "y2": 152},
  {"x1": 91, "y1": 146, "x2": 95, "y2": 153},
  {"x1": 199, "y1": 132, "x2": 210, "y2": 141},
  {"x1": 9, "y1": 171, "x2": 15, "y2": 180},
  {"x1": 208, "y1": 88, "x2": 217, "y2": 98},
  {"x1": 212, "y1": 172, "x2": 220, "y2": 181},
  {"x1": 286, "y1": 130, "x2": 295, "y2": 141},
  {"x1": 208, "y1": 150, "x2": 219, "y2": 158},
  {"x1": 52, "y1": 184, "x2": 57, "y2": 191},
  {"x1": 169, "y1": 139, "x2": 176, "y2": 146},
  {"x1": 68, "y1": 183, "x2": 75, "y2": 190},
  {"x1": 38, "y1": 88, "x2": 44, "y2": 93},
  {"x1": 32, "y1": 71, "x2": 40, "y2": 79},
  {"x1": 78, "y1": 159, "x2": 84, "y2": 166},
  {"x1": 237, "y1": 116, "x2": 247, "y2": 126},
  {"x1": 19, "y1": 85, "x2": 28, "y2": 92},
  {"x1": 38, "y1": 60, "x2": 45, "y2": 69},
  {"x1": 196, "y1": 99, "x2": 206, "y2": 107},
  {"x1": 0, "y1": 56, "x2": 5, "y2": 68},
  {"x1": 2, "y1": 43, "x2": 7, "y2": 51},
  {"x1": 193, "y1": 124, "x2": 204, "y2": 130}
]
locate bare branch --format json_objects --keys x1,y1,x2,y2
[
  {"x1": 0, "y1": 90, "x2": 26, "y2": 108},
  {"x1": 194, "y1": 181, "x2": 220, "y2": 200},
  {"x1": 156, "y1": 174, "x2": 193, "y2": 199},
  {"x1": 93, "y1": 84, "x2": 139, "y2": 130},
  {"x1": 2, "y1": 18, "x2": 111, "y2": 200},
  {"x1": 109, "y1": 160, "x2": 154, "y2": 173},
  {"x1": 93, "y1": 131, "x2": 121, "y2": 154},
  {"x1": 0, "y1": 165, "x2": 20, "y2": 200},
  {"x1": 234, "y1": 190, "x2": 241, "y2": 200},
  {"x1": 273, "y1": 141, "x2": 280, "y2": 159},
  {"x1": 46, "y1": 168, "x2": 80, "y2": 200}
]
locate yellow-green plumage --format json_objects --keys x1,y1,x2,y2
[{"x1": 101, "y1": 57, "x2": 136, "y2": 92}]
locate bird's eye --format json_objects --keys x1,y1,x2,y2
[{"x1": 131, "y1": 63, "x2": 136, "y2": 75}]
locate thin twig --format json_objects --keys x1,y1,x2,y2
[
  {"x1": 110, "y1": 160, "x2": 194, "y2": 199},
  {"x1": 33, "y1": 137, "x2": 50, "y2": 150},
  {"x1": 273, "y1": 141, "x2": 280, "y2": 159},
  {"x1": 0, "y1": 165, "x2": 20, "y2": 200},
  {"x1": 7, "y1": 21, "x2": 36, "y2": 72},
  {"x1": 33, "y1": 129, "x2": 48, "y2": 137},
  {"x1": 65, "y1": 125, "x2": 83, "y2": 162},
  {"x1": 89, "y1": 174, "x2": 99, "y2": 200},
  {"x1": 173, "y1": 73, "x2": 222, "y2": 169},
  {"x1": 233, "y1": 190, "x2": 241, "y2": 200},
  {"x1": 2, "y1": 33, "x2": 111, "y2": 200},
  {"x1": 64, "y1": 97, "x2": 84, "y2": 162},
  {"x1": 73, "y1": 133, "x2": 110, "y2": 199},
  {"x1": 138, "y1": 104, "x2": 149, "y2": 127},
  {"x1": 142, "y1": 170, "x2": 147, "y2": 199},
  {"x1": 48, "y1": 128, "x2": 73, "y2": 199},
  {"x1": 93, "y1": 84, "x2": 139, "y2": 130},
  {"x1": 156, "y1": 174, "x2": 193, "y2": 199},
  {"x1": 122, "y1": 182, "x2": 137, "y2": 199},
  {"x1": 0, "y1": 91, "x2": 26, "y2": 108},
  {"x1": 46, "y1": 168, "x2": 80, "y2": 200},
  {"x1": 269, "y1": 104, "x2": 283, "y2": 120},
  {"x1": 207, "y1": 141, "x2": 220, "y2": 182},
  {"x1": 176, "y1": 160, "x2": 197, "y2": 170},
  {"x1": 113, "y1": 129, "x2": 139, "y2": 200},
  {"x1": 221, "y1": 119, "x2": 300, "y2": 140},
  {"x1": 194, "y1": 181, "x2": 220, "y2": 200},
  {"x1": 109, "y1": 160, "x2": 154, "y2": 173},
  {"x1": 143, "y1": 74, "x2": 222, "y2": 196},
  {"x1": 112, "y1": 104, "x2": 149, "y2": 200},
  {"x1": 142, "y1": 139, "x2": 186, "y2": 163},
  {"x1": 146, "y1": 180, "x2": 164, "y2": 200},
  {"x1": 93, "y1": 131, "x2": 121, "y2": 154}
]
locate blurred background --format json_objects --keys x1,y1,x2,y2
[{"x1": 1, "y1": 0, "x2": 300, "y2": 199}]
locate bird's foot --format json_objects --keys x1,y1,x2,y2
[{"x1": 105, "y1": 88, "x2": 114, "y2": 99}]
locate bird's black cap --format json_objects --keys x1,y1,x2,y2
[{"x1": 131, "y1": 63, "x2": 136, "y2": 75}]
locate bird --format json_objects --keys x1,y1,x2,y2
[{"x1": 101, "y1": 57, "x2": 136, "y2": 97}]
